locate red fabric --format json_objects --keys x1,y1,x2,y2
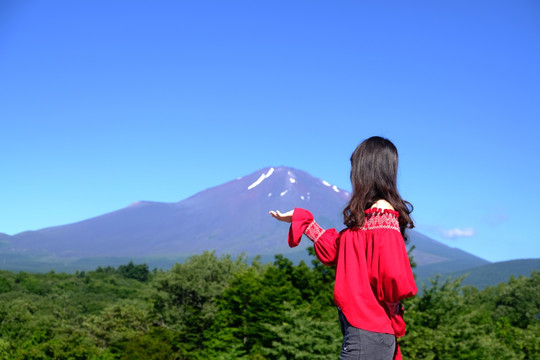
[
  {"x1": 288, "y1": 208, "x2": 315, "y2": 247},
  {"x1": 289, "y1": 208, "x2": 417, "y2": 360}
]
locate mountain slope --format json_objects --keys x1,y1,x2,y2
[{"x1": 406, "y1": 231, "x2": 489, "y2": 280}]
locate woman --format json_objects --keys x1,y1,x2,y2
[{"x1": 270, "y1": 136, "x2": 417, "y2": 360}]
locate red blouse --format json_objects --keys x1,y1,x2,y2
[{"x1": 288, "y1": 208, "x2": 417, "y2": 360}]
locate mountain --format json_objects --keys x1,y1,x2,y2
[
  {"x1": 2, "y1": 166, "x2": 491, "y2": 283},
  {"x1": 4, "y1": 166, "x2": 350, "y2": 258}
]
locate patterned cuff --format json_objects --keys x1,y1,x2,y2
[{"x1": 304, "y1": 220, "x2": 325, "y2": 242}]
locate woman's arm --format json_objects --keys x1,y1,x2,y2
[
  {"x1": 269, "y1": 210, "x2": 293, "y2": 223},
  {"x1": 373, "y1": 231, "x2": 417, "y2": 303},
  {"x1": 270, "y1": 208, "x2": 340, "y2": 265}
]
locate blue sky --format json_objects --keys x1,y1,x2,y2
[{"x1": 1, "y1": 0, "x2": 539, "y2": 262}]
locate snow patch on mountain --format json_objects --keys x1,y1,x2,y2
[
  {"x1": 248, "y1": 167, "x2": 275, "y2": 190},
  {"x1": 322, "y1": 180, "x2": 340, "y2": 193},
  {"x1": 289, "y1": 177, "x2": 296, "y2": 183},
  {"x1": 280, "y1": 190, "x2": 288, "y2": 197}
]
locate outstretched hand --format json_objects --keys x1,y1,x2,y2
[{"x1": 269, "y1": 210, "x2": 294, "y2": 223}]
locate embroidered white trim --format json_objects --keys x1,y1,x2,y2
[
  {"x1": 361, "y1": 213, "x2": 400, "y2": 232},
  {"x1": 305, "y1": 221, "x2": 325, "y2": 242},
  {"x1": 362, "y1": 224, "x2": 400, "y2": 231}
]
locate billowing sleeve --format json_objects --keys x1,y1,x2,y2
[
  {"x1": 368, "y1": 230, "x2": 417, "y2": 337},
  {"x1": 376, "y1": 232, "x2": 417, "y2": 302},
  {"x1": 288, "y1": 208, "x2": 340, "y2": 266}
]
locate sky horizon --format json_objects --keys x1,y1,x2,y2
[{"x1": 1, "y1": 0, "x2": 539, "y2": 263}]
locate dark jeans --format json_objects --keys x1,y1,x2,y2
[{"x1": 338, "y1": 309, "x2": 396, "y2": 360}]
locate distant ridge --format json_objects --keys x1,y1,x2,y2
[
  {"x1": 448, "y1": 258, "x2": 540, "y2": 289},
  {"x1": 2, "y1": 166, "x2": 492, "y2": 285}
]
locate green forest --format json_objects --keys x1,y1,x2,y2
[{"x1": 0, "y1": 248, "x2": 538, "y2": 360}]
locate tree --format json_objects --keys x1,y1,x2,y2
[
  {"x1": 117, "y1": 261, "x2": 150, "y2": 282},
  {"x1": 262, "y1": 303, "x2": 341, "y2": 360},
  {"x1": 151, "y1": 251, "x2": 249, "y2": 357}
]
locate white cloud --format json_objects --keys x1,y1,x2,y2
[{"x1": 439, "y1": 227, "x2": 476, "y2": 239}]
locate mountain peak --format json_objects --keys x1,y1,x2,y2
[{"x1": 241, "y1": 166, "x2": 350, "y2": 200}]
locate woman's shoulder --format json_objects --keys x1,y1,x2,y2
[{"x1": 370, "y1": 199, "x2": 394, "y2": 210}]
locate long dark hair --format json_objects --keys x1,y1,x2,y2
[{"x1": 343, "y1": 136, "x2": 414, "y2": 239}]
